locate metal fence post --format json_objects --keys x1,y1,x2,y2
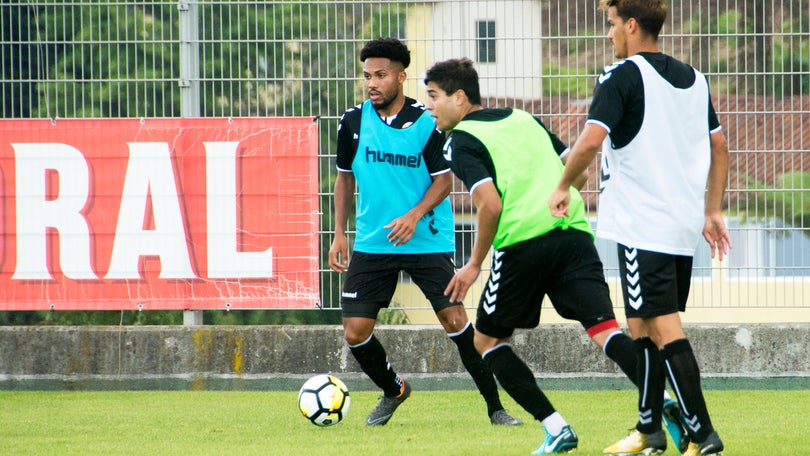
[{"x1": 179, "y1": 0, "x2": 203, "y2": 325}]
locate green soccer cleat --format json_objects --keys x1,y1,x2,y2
[
  {"x1": 532, "y1": 424, "x2": 578, "y2": 454},
  {"x1": 663, "y1": 399, "x2": 690, "y2": 453}
]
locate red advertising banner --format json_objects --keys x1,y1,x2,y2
[{"x1": 0, "y1": 118, "x2": 320, "y2": 310}]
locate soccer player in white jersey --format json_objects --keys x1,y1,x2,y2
[{"x1": 548, "y1": 1, "x2": 731, "y2": 455}]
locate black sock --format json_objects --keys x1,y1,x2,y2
[
  {"x1": 635, "y1": 337, "x2": 665, "y2": 435},
  {"x1": 483, "y1": 344, "x2": 555, "y2": 421},
  {"x1": 603, "y1": 331, "x2": 639, "y2": 386},
  {"x1": 348, "y1": 334, "x2": 401, "y2": 397},
  {"x1": 449, "y1": 323, "x2": 503, "y2": 417},
  {"x1": 662, "y1": 338, "x2": 714, "y2": 442}
]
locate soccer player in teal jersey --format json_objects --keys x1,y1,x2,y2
[{"x1": 329, "y1": 38, "x2": 520, "y2": 427}]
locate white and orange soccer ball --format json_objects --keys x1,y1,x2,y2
[{"x1": 298, "y1": 374, "x2": 351, "y2": 426}]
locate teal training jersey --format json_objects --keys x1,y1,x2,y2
[{"x1": 351, "y1": 100, "x2": 454, "y2": 254}]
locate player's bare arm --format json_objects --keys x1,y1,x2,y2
[
  {"x1": 561, "y1": 154, "x2": 590, "y2": 190},
  {"x1": 445, "y1": 181, "x2": 501, "y2": 303},
  {"x1": 703, "y1": 130, "x2": 732, "y2": 261},
  {"x1": 329, "y1": 171, "x2": 355, "y2": 272},
  {"x1": 385, "y1": 170, "x2": 452, "y2": 246},
  {"x1": 549, "y1": 123, "x2": 607, "y2": 217}
]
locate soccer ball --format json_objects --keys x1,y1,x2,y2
[{"x1": 298, "y1": 374, "x2": 351, "y2": 426}]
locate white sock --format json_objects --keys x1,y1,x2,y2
[{"x1": 542, "y1": 411, "x2": 568, "y2": 436}]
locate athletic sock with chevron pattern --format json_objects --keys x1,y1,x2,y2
[
  {"x1": 662, "y1": 338, "x2": 715, "y2": 443},
  {"x1": 635, "y1": 337, "x2": 665, "y2": 435}
]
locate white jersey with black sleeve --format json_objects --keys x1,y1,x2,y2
[{"x1": 592, "y1": 53, "x2": 713, "y2": 255}]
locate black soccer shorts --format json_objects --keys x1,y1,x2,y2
[
  {"x1": 617, "y1": 244, "x2": 693, "y2": 319},
  {"x1": 475, "y1": 228, "x2": 617, "y2": 339},
  {"x1": 340, "y1": 251, "x2": 458, "y2": 319}
]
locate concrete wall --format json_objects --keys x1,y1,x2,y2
[{"x1": 1, "y1": 324, "x2": 809, "y2": 391}]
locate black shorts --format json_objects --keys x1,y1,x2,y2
[
  {"x1": 340, "y1": 251, "x2": 458, "y2": 319},
  {"x1": 475, "y1": 228, "x2": 617, "y2": 339},
  {"x1": 617, "y1": 244, "x2": 693, "y2": 319}
]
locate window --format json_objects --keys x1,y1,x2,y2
[
  {"x1": 726, "y1": 219, "x2": 810, "y2": 278},
  {"x1": 592, "y1": 220, "x2": 713, "y2": 278},
  {"x1": 477, "y1": 20, "x2": 496, "y2": 63},
  {"x1": 594, "y1": 236, "x2": 713, "y2": 279},
  {"x1": 593, "y1": 218, "x2": 810, "y2": 279}
]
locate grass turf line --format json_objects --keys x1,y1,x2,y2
[{"x1": 0, "y1": 390, "x2": 806, "y2": 455}]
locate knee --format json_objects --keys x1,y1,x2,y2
[
  {"x1": 344, "y1": 332, "x2": 367, "y2": 346},
  {"x1": 473, "y1": 332, "x2": 496, "y2": 355},
  {"x1": 437, "y1": 306, "x2": 469, "y2": 333},
  {"x1": 343, "y1": 318, "x2": 374, "y2": 346}
]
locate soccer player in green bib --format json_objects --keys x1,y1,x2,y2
[{"x1": 425, "y1": 57, "x2": 684, "y2": 454}]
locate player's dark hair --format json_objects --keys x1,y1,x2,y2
[
  {"x1": 423, "y1": 58, "x2": 482, "y2": 106},
  {"x1": 599, "y1": 0, "x2": 667, "y2": 40},
  {"x1": 360, "y1": 37, "x2": 411, "y2": 69}
]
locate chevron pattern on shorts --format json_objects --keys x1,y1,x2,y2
[
  {"x1": 482, "y1": 250, "x2": 504, "y2": 315},
  {"x1": 624, "y1": 247, "x2": 643, "y2": 310}
]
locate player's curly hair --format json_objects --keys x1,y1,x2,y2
[
  {"x1": 359, "y1": 37, "x2": 411, "y2": 69},
  {"x1": 423, "y1": 58, "x2": 482, "y2": 106},
  {"x1": 598, "y1": 0, "x2": 667, "y2": 39}
]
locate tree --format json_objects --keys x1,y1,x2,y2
[
  {"x1": 30, "y1": 3, "x2": 178, "y2": 118},
  {"x1": 1, "y1": 3, "x2": 38, "y2": 118},
  {"x1": 737, "y1": 0, "x2": 809, "y2": 95},
  {"x1": 2, "y1": 1, "x2": 410, "y2": 325},
  {"x1": 739, "y1": 171, "x2": 810, "y2": 238}
]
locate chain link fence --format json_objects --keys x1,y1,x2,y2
[{"x1": 2, "y1": 1, "x2": 808, "y2": 318}]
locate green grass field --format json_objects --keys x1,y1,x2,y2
[{"x1": 1, "y1": 389, "x2": 806, "y2": 455}]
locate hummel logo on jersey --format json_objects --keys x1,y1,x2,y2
[
  {"x1": 598, "y1": 62, "x2": 622, "y2": 84},
  {"x1": 365, "y1": 146, "x2": 422, "y2": 168},
  {"x1": 442, "y1": 138, "x2": 453, "y2": 161},
  {"x1": 342, "y1": 291, "x2": 358, "y2": 299},
  {"x1": 424, "y1": 209, "x2": 439, "y2": 235},
  {"x1": 602, "y1": 62, "x2": 622, "y2": 73},
  {"x1": 599, "y1": 155, "x2": 611, "y2": 192}
]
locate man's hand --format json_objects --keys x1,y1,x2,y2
[
  {"x1": 385, "y1": 212, "x2": 419, "y2": 246},
  {"x1": 548, "y1": 187, "x2": 572, "y2": 218},
  {"x1": 328, "y1": 234, "x2": 349, "y2": 273},
  {"x1": 444, "y1": 261, "x2": 482, "y2": 304},
  {"x1": 703, "y1": 213, "x2": 732, "y2": 261}
]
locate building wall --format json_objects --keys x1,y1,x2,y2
[{"x1": 405, "y1": 1, "x2": 544, "y2": 100}]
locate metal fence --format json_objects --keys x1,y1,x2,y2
[{"x1": 2, "y1": 1, "x2": 808, "y2": 319}]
